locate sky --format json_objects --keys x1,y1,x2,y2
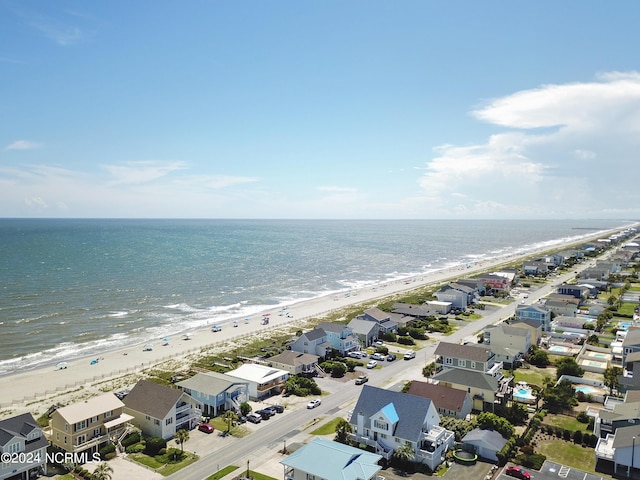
[{"x1": 2, "y1": 1, "x2": 640, "y2": 220}]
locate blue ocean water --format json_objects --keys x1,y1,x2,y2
[{"x1": 0, "y1": 218, "x2": 631, "y2": 374}]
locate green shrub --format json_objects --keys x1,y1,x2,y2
[
  {"x1": 144, "y1": 436, "x2": 167, "y2": 456},
  {"x1": 104, "y1": 452, "x2": 117, "y2": 460},
  {"x1": 397, "y1": 336, "x2": 415, "y2": 345},
  {"x1": 514, "y1": 453, "x2": 546, "y2": 470},
  {"x1": 381, "y1": 332, "x2": 397, "y2": 342},
  {"x1": 573, "y1": 430, "x2": 583, "y2": 444},
  {"x1": 99, "y1": 443, "x2": 116, "y2": 460},
  {"x1": 122, "y1": 431, "x2": 141, "y2": 447},
  {"x1": 126, "y1": 443, "x2": 145, "y2": 454}
]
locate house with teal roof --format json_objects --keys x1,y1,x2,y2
[{"x1": 280, "y1": 437, "x2": 383, "y2": 480}]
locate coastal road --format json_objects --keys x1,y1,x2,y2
[{"x1": 167, "y1": 260, "x2": 592, "y2": 480}]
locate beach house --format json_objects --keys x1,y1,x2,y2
[
  {"x1": 430, "y1": 367, "x2": 512, "y2": 412},
  {"x1": 407, "y1": 381, "x2": 472, "y2": 419},
  {"x1": 435, "y1": 283, "x2": 475, "y2": 310},
  {"x1": 50, "y1": 393, "x2": 133, "y2": 456},
  {"x1": 515, "y1": 303, "x2": 552, "y2": 332},
  {"x1": 509, "y1": 318, "x2": 543, "y2": 346},
  {"x1": 595, "y1": 424, "x2": 640, "y2": 477},
  {"x1": 0, "y1": 413, "x2": 48, "y2": 480},
  {"x1": 317, "y1": 322, "x2": 361, "y2": 353},
  {"x1": 434, "y1": 342, "x2": 502, "y2": 375},
  {"x1": 176, "y1": 371, "x2": 249, "y2": 419},
  {"x1": 288, "y1": 327, "x2": 331, "y2": 358},
  {"x1": 349, "y1": 385, "x2": 454, "y2": 472},
  {"x1": 483, "y1": 324, "x2": 531, "y2": 353},
  {"x1": 280, "y1": 437, "x2": 383, "y2": 480},
  {"x1": 266, "y1": 350, "x2": 319, "y2": 376},
  {"x1": 354, "y1": 308, "x2": 399, "y2": 335},
  {"x1": 123, "y1": 380, "x2": 201, "y2": 440},
  {"x1": 348, "y1": 318, "x2": 381, "y2": 347},
  {"x1": 225, "y1": 363, "x2": 289, "y2": 400}
]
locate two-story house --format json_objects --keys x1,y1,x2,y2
[
  {"x1": 349, "y1": 385, "x2": 454, "y2": 472},
  {"x1": 123, "y1": 380, "x2": 201, "y2": 439},
  {"x1": 348, "y1": 318, "x2": 381, "y2": 348},
  {"x1": 0, "y1": 413, "x2": 48, "y2": 480},
  {"x1": 515, "y1": 303, "x2": 552, "y2": 332},
  {"x1": 622, "y1": 328, "x2": 640, "y2": 371},
  {"x1": 50, "y1": 393, "x2": 133, "y2": 455},
  {"x1": 435, "y1": 283, "x2": 475, "y2": 310},
  {"x1": 355, "y1": 308, "x2": 399, "y2": 335},
  {"x1": 288, "y1": 328, "x2": 331, "y2": 358},
  {"x1": 267, "y1": 351, "x2": 319, "y2": 376},
  {"x1": 280, "y1": 437, "x2": 383, "y2": 480},
  {"x1": 317, "y1": 322, "x2": 361, "y2": 354},
  {"x1": 509, "y1": 318, "x2": 542, "y2": 346},
  {"x1": 483, "y1": 324, "x2": 531, "y2": 354},
  {"x1": 177, "y1": 371, "x2": 249, "y2": 418},
  {"x1": 557, "y1": 284, "x2": 592, "y2": 300},
  {"x1": 225, "y1": 363, "x2": 288, "y2": 400},
  {"x1": 430, "y1": 367, "x2": 511, "y2": 412},
  {"x1": 434, "y1": 342, "x2": 503, "y2": 376},
  {"x1": 477, "y1": 273, "x2": 512, "y2": 293},
  {"x1": 595, "y1": 424, "x2": 640, "y2": 477}
]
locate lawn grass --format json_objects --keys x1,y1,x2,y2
[
  {"x1": 537, "y1": 439, "x2": 595, "y2": 472},
  {"x1": 129, "y1": 451, "x2": 199, "y2": 476},
  {"x1": 205, "y1": 465, "x2": 239, "y2": 480},
  {"x1": 310, "y1": 417, "x2": 341, "y2": 435},
  {"x1": 208, "y1": 416, "x2": 250, "y2": 438},
  {"x1": 545, "y1": 414, "x2": 591, "y2": 433},
  {"x1": 511, "y1": 366, "x2": 555, "y2": 388}
]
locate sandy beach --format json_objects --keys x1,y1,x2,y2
[{"x1": 0, "y1": 227, "x2": 626, "y2": 417}]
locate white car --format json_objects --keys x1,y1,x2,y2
[
  {"x1": 307, "y1": 398, "x2": 321, "y2": 409},
  {"x1": 367, "y1": 360, "x2": 378, "y2": 369},
  {"x1": 403, "y1": 351, "x2": 416, "y2": 360},
  {"x1": 370, "y1": 353, "x2": 385, "y2": 361}
]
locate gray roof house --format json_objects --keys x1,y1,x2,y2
[
  {"x1": 462, "y1": 428, "x2": 508, "y2": 462},
  {"x1": 0, "y1": 413, "x2": 48, "y2": 479},
  {"x1": 434, "y1": 342, "x2": 502, "y2": 375},
  {"x1": 123, "y1": 380, "x2": 201, "y2": 439},
  {"x1": 176, "y1": 371, "x2": 249, "y2": 418},
  {"x1": 267, "y1": 350, "x2": 319, "y2": 376},
  {"x1": 431, "y1": 367, "x2": 512, "y2": 412},
  {"x1": 349, "y1": 385, "x2": 454, "y2": 472},
  {"x1": 515, "y1": 303, "x2": 552, "y2": 332},
  {"x1": 356, "y1": 308, "x2": 399, "y2": 334},
  {"x1": 288, "y1": 327, "x2": 331, "y2": 358},
  {"x1": 595, "y1": 424, "x2": 640, "y2": 477},
  {"x1": 348, "y1": 318, "x2": 381, "y2": 348}
]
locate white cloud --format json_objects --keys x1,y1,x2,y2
[
  {"x1": 102, "y1": 161, "x2": 187, "y2": 185},
  {"x1": 28, "y1": 20, "x2": 84, "y2": 46},
  {"x1": 418, "y1": 71, "x2": 640, "y2": 218},
  {"x1": 5, "y1": 140, "x2": 41, "y2": 150}
]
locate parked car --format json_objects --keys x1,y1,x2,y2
[
  {"x1": 506, "y1": 466, "x2": 531, "y2": 480},
  {"x1": 367, "y1": 360, "x2": 378, "y2": 369},
  {"x1": 355, "y1": 375, "x2": 369, "y2": 385},
  {"x1": 211, "y1": 325, "x2": 222, "y2": 332},
  {"x1": 198, "y1": 423, "x2": 214, "y2": 433},
  {"x1": 307, "y1": 398, "x2": 321, "y2": 409},
  {"x1": 236, "y1": 415, "x2": 247, "y2": 424},
  {"x1": 403, "y1": 351, "x2": 416, "y2": 360},
  {"x1": 386, "y1": 354, "x2": 396, "y2": 361},
  {"x1": 370, "y1": 353, "x2": 385, "y2": 361},
  {"x1": 348, "y1": 351, "x2": 364, "y2": 358},
  {"x1": 266, "y1": 405, "x2": 284, "y2": 414},
  {"x1": 246, "y1": 413, "x2": 262, "y2": 424},
  {"x1": 256, "y1": 409, "x2": 273, "y2": 420},
  {"x1": 374, "y1": 340, "x2": 384, "y2": 346}
]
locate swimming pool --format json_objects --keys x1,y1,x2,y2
[
  {"x1": 575, "y1": 385, "x2": 597, "y2": 394},
  {"x1": 549, "y1": 345, "x2": 571, "y2": 353},
  {"x1": 513, "y1": 388, "x2": 536, "y2": 403}
]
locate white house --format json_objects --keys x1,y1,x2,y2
[
  {"x1": 225, "y1": 363, "x2": 289, "y2": 400},
  {"x1": 0, "y1": 413, "x2": 48, "y2": 480}
]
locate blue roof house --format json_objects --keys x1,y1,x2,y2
[
  {"x1": 280, "y1": 437, "x2": 383, "y2": 480},
  {"x1": 349, "y1": 385, "x2": 454, "y2": 472}
]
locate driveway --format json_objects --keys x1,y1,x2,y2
[{"x1": 496, "y1": 461, "x2": 611, "y2": 480}]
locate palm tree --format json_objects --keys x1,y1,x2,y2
[
  {"x1": 392, "y1": 442, "x2": 415, "y2": 470},
  {"x1": 91, "y1": 462, "x2": 114, "y2": 480},
  {"x1": 174, "y1": 429, "x2": 189, "y2": 453},
  {"x1": 334, "y1": 418, "x2": 352, "y2": 445},
  {"x1": 223, "y1": 410, "x2": 238, "y2": 433}
]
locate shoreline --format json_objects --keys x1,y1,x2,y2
[{"x1": 0, "y1": 225, "x2": 633, "y2": 415}]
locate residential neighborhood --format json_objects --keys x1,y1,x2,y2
[{"x1": 2, "y1": 226, "x2": 640, "y2": 480}]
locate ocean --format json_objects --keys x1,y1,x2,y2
[{"x1": 0, "y1": 218, "x2": 631, "y2": 375}]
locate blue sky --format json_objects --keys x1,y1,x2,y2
[{"x1": 2, "y1": 1, "x2": 640, "y2": 219}]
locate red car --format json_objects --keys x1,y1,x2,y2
[
  {"x1": 506, "y1": 466, "x2": 530, "y2": 480},
  {"x1": 198, "y1": 423, "x2": 214, "y2": 433}
]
